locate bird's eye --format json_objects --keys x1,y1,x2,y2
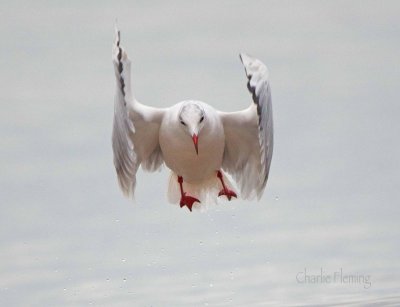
[
  {"x1": 180, "y1": 120, "x2": 186, "y2": 126},
  {"x1": 200, "y1": 116, "x2": 204, "y2": 123}
]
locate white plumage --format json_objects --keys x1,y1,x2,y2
[{"x1": 112, "y1": 28, "x2": 273, "y2": 211}]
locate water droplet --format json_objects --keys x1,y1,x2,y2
[
  {"x1": 199, "y1": 241, "x2": 203, "y2": 245},
  {"x1": 63, "y1": 288, "x2": 67, "y2": 291},
  {"x1": 275, "y1": 196, "x2": 279, "y2": 201},
  {"x1": 121, "y1": 258, "x2": 126, "y2": 262},
  {"x1": 123, "y1": 278, "x2": 127, "y2": 282}
]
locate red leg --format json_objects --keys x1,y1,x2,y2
[
  {"x1": 217, "y1": 170, "x2": 237, "y2": 201},
  {"x1": 178, "y1": 176, "x2": 200, "y2": 211}
]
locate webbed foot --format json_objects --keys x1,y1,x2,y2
[{"x1": 179, "y1": 193, "x2": 201, "y2": 212}]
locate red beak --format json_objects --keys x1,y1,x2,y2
[{"x1": 192, "y1": 134, "x2": 199, "y2": 155}]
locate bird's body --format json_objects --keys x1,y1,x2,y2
[
  {"x1": 159, "y1": 100, "x2": 225, "y2": 184},
  {"x1": 112, "y1": 28, "x2": 274, "y2": 211}
]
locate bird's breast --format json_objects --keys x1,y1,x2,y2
[{"x1": 159, "y1": 120, "x2": 225, "y2": 184}]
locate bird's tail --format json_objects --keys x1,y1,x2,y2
[{"x1": 167, "y1": 171, "x2": 236, "y2": 210}]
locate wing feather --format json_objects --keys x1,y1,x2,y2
[
  {"x1": 112, "y1": 27, "x2": 165, "y2": 199},
  {"x1": 220, "y1": 53, "x2": 273, "y2": 199}
]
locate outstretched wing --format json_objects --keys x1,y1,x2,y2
[
  {"x1": 219, "y1": 53, "x2": 273, "y2": 199},
  {"x1": 112, "y1": 27, "x2": 165, "y2": 198}
]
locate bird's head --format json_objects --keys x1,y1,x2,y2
[{"x1": 178, "y1": 103, "x2": 205, "y2": 155}]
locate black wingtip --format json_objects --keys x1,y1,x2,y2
[
  {"x1": 113, "y1": 23, "x2": 125, "y2": 98},
  {"x1": 114, "y1": 21, "x2": 120, "y2": 46}
]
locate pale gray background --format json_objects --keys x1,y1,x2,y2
[{"x1": 1, "y1": 1, "x2": 399, "y2": 306}]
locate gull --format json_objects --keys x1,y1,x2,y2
[{"x1": 112, "y1": 28, "x2": 273, "y2": 211}]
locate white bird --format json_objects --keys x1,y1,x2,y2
[{"x1": 112, "y1": 28, "x2": 273, "y2": 211}]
